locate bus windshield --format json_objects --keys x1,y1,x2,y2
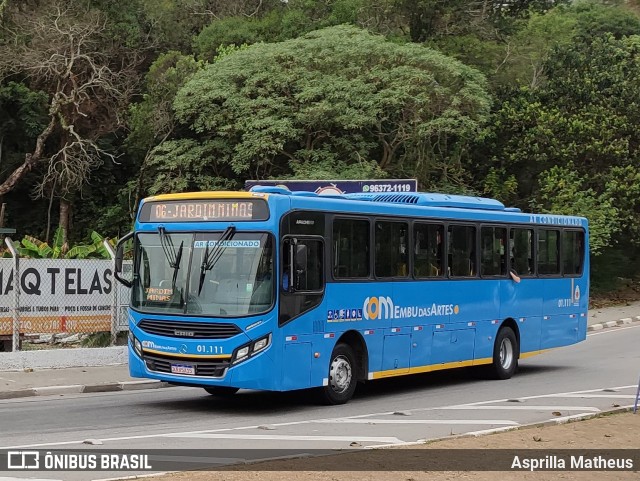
[{"x1": 132, "y1": 232, "x2": 274, "y2": 317}]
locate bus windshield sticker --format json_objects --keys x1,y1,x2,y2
[
  {"x1": 145, "y1": 287, "x2": 173, "y2": 302},
  {"x1": 193, "y1": 240, "x2": 261, "y2": 248}
]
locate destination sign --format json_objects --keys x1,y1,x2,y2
[{"x1": 139, "y1": 199, "x2": 269, "y2": 222}]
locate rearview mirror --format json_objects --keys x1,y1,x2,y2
[{"x1": 114, "y1": 232, "x2": 134, "y2": 288}]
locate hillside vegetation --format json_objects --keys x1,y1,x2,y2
[{"x1": 0, "y1": 0, "x2": 639, "y2": 290}]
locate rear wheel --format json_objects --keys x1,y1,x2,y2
[
  {"x1": 489, "y1": 327, "x2": 519, "y2": 379},
  {"x1": 203, "y1": 386, "x2": 239, "y2": 397},
  {"x1": 318, "y1": 343, "x2": 358, "y2": 405}
]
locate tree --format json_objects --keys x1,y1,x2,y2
[
  {"x1": 0, "y1": 1, "x2": 139, "y2": 243},
  {"x1": 152, "y1": 25, "x2": 490, "y2": 195},
  {"x1": 484, "y1": 33, "x2": 640, "y2": 253},
  {"x1": 125, "y1": 51, "x2": 203, "y2": 204}
]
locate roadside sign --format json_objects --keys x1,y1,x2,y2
[{"x1": 245, "y1": 179, "x2": 417, "y2": 195}]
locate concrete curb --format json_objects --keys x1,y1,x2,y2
[
  {"x1": 587, "y1": 315, "x2": 640, "y2": 332},
  {"x1": 0, "y1": 380, "x2": 170, "y2": 400}
]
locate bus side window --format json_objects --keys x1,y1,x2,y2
[
  {"x1": 333, "y1": 218, "x2": 370, "y2": 278},
  {"x1": 414, "y1": 223, "x2": 443, "y2": 277},
  {"x1": 510, "y1": 228, "x2": 534, "y2": 276},
  {"x1": 449, "y1": 225, "x2": 476, "y2": 277},
  {"x1": 538, "y1": 229, "x2": 560, "y2": 275},
  {"x1": 375, "y1": 220, "x2": 408, "y2": 278}
]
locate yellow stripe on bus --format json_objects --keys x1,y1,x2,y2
[
  {"x1": 146, "y1": 191, "x2": 267, "y2": 202},
  {"x1": 520, "y1": 349, "x2": 550, "y2": 359},
  {"x1": 142, "y1": 348, "x2": 232, "y2": 360},
  {"x1": 372, "y1": 357, "x2": 493, "y2": 379},
  {"x1": 371, "y1": 349, "x2": 554, "y2": 379}
]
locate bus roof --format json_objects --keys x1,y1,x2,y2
[{"x1": 141, "y1": 188, "x2": 588, "y2": 228}]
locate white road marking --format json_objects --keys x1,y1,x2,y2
[
  {"x1": 311, "y1": 419, "x2": 519, "y2": 425},
  {"x1": 162, "y1": 434, "x2": 404, "y2": 443},
  {"x1": 544, "y1": 394, "x2": 637, "y2": 399},
  {"x1": 445, "y1": 385, "x2": 638, "y2": 408},
  {"x1": 1, "y1": 385, "x2": 636, "y2": 450},
  {"x1": 441, "y1": 405, "x2": 601, "y2": 412}
]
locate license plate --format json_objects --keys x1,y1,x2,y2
[{"x1": 171, "y1": 364, "x2": 195, "y2": 375}]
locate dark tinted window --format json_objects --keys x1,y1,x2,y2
[
  {"x1": 448, "y1": 225, "x2": 476, "y2": 277},
  {"x1": 414, "y1": 223, "x2": 444, "y2": 278},
  {"x1": 563, "y1": 230, "x2": 584, "y2": 275},
  {"x1": 481, "y1": 227, "x2": 507, "y2": 276},
  {"x1": 538, "y1": 229, "x2": 560, "y2": 275},
  {"x1": 333, "y1": 218, "x2": 370, "y2": 278},
  {"x1": 375, "y1": 221, "x2": 408, "y2": 278},
  {"x1": 280, "y1": 237, "x2": 324, "y2": 325},
  {"x1": 510, "y1": 228, "x2": 534, "y2": 276}
]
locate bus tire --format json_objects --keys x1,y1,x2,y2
[
  {"x1": 203, "y1": 386, "x2": 239, "y2": 397},
  {"x1": 318, "y1": 343, "x2": 358, "y2": 405},
  {"x1": 490, "y1": 327, "x2": 518, "y2": 379}
]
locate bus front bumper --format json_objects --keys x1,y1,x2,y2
[{"x1": 128, "y1": 343, "x2": 278, "y2": 391}]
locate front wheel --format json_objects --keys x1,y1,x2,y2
[
  {"x1": 203, "y1": 386, "x2": 239, "y2": 397},
  {"x1": 318, "y1": 343, "x2": 358, "y2": 405},
  {"x1": 489, "y1": 327, "x2": 519, "y2": 379}
]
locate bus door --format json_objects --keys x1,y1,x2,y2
[
  {"x1": 375, "y1": 220, "x2": 411, "y2": 373},
  {"x1": 279, "y1": 235, "x2": 326, "y2": 390},
  {"x1": 428, "y1": 224, "x2": 477, "y2": 366}
]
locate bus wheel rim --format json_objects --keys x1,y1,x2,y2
[
  {"x1": 330, "y1": 355, "x2": 352, "y2": 393},
  {"x1": 499, "y1": 337, "x2": 514, "y2": 370}
]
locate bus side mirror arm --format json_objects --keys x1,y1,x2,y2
[{"x1": 114, "y1": 231, "x2": 134, "y2": 288}]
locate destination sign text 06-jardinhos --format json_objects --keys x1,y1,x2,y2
[{"x1": 139, "y1": 199, "x2": 269, "y2": 222}]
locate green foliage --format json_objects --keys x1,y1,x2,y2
[
  {"x1": 193, "y1": 0, "x2": 399, "y2": 61},
  {"x1": 168, "y1": 25, "x2": 490, "y2": 194},
  {"x1": 485, "y1": 33, "x2": 640, "y2": 253},
  {"x1": 482, "y1": 168, "x2": 519, "y2": 205},
  {"x1": 534, "y1": 166, "x2": 619, "y2": 255},
  {"x1": 1, "y1": 0, "x2": 640, "y2": 291},
  {"x1": 17, "y1": 227, "x2": 114, "y2": 259},
  {"x1": 126, "y1": 52, "x2": 203, "y2": 157}
]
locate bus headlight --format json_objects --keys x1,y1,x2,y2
[
  {"x1": 252, "y1": 334, "x2": 271, "y2": 353},
  {"x1": 233, "y1": 346, "x2": 250, "y2": 364},
  {"x1": 129, "y1": 331, "x2": 142, "y2": 357},
  {"x1": 134, "y1": 338, "x2": 142, "y2": 357},
  {"x1": 232, "y1": 333, "x2": 272, "y2": 365}
]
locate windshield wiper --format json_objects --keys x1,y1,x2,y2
[
  {"x1": 158, "y1": 227, "x2": 184, "y2": 290},
  {"x1": 197, "y1": 226, "x2": 236, "y2": 295}
]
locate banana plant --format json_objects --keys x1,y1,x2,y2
[
  {"x1": 15, "y1": 227, "x2": 114, "y2": 259},
  {"x1": 66, "y1": 231, "x2": 114, "y2": 259},
  {"x1": 17, "y1": 226, "x2": 64, "y2": 258}
]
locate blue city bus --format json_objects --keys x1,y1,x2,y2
[{"x1": 114, "y1": 188, "x2": 589, "y2": 404}]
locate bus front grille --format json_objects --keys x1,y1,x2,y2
[
  {"x1": 143, "y1": 352, "x2": 229, "y2": 378},
  {"x1": 138, "y1": 319, "x2": 241, "y2": 339}
]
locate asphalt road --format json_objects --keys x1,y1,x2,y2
[{"x1": 1, "y1": 322, "x2": 639, "y2": 480}]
